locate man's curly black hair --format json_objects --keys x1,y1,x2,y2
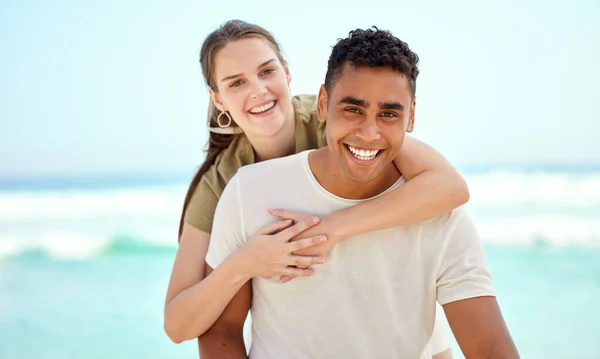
[{"x1": 324, "y1": 27, "x2": 420, "y2": 98}]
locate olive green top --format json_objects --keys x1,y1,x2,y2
[{"x1": 184, "y1": 94, "x2": 326, "y2": 233}]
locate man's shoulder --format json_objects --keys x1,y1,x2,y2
[{"x1": 420, "y1": 206, "x2": 470, "y2": 233}]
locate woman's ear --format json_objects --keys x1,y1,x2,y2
[
  {"x1": 208, "y1": 87, "x2": 226, "y2": 112},
  {"x1": 283, "y1": 60, "x2": 292, "y2": 85}
]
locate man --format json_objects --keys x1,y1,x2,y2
[{"x1": 200, "y1": 27, "x2": 519, "y2": 359}]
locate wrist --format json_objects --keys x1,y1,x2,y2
[
  {"x1": 220, "y1": 250, "x2": 254, "y2": 284},
  {"x1": 322, "y1": 209, "x2": 347, "y2": 243}
]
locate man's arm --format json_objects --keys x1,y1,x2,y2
[
  {"x1": 198, "y1": 265, "x2": 251, "y2": 359},
  {"x1": 437, "y1": 210, "x2": 519, "y2": 358},
  {"x1": 443, "y1": 297, "x2": 518, "y2": 358}
]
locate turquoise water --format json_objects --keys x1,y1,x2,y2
[
  {"x1": 483, "y1": 245, "x2": 600, "y2": 358},
  {"x1": 0, "y1": 253, "x2": 197, "y2": 359},
  {"x1": 1, "y1": 245, "x2": 599, "y2": 358},
  {"x1": 1, "y1": 170, "x2": 599, "y2": 358}
]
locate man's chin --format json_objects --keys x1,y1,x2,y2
[{"x1": 342, "y1": 168, "x2": 377, "y2": 184}]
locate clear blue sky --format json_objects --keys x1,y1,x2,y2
[{"x1": 1, "y1": 0, "x2": 598, "y2": 178}]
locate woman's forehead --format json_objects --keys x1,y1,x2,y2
[{"x1": 214, "y1": 38, "x2": 279, "y2": 77}]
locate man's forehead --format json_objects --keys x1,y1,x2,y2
[
  {"x1": 334, "y1": 65, "x2": 410, "y2": 90},
  {"x1": 330, "y1": 74, "x2": 411, "y2": 106}
]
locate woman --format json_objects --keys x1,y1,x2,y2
[{"x1": 164, "y1": 20, "x2": 462, "y2": 357}]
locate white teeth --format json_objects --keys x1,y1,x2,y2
[
  {"x1": 249, "y1": 101, "x2": 275, "y2": 114},
  {"x1": 347, "y1": 145, "x2": 380, "y2": 161}
]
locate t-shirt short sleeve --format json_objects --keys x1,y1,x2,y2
[
  {"x1": 184, "y1": 135, "x2": 254, "y2": 234},
  {"x1": 183, "y1": 172, "x2": 220, "y2": 233},
  {"x1": 436, "y1": 209, "x2": 497, "y2": 305},
  {"x1": 205, "y1": 172, "x2": 246, "y2": 269}
]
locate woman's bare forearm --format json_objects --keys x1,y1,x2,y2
[
  {"x1": 324, "y1": 136, "x2": 469, "y2": 241},
  {"x1": 164, "y1": 253, "x2": 250, "y2": 343},
  {"x1": 326, "y1": 168, "x2": 469, "y2": 241}
]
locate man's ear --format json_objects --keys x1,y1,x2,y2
[
  {"x1": 406, "y1": 96, "x2": 416, "y2": 133},
  {"x1": 317, "y1": 85, "x2": 328, "y2": 123},
  {"x1": 208, "y1": 87, "x2": 226, "y2": 112}
]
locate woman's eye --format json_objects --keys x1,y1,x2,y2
[
  {"x1": 262, "y1": 68, "x2": 275, "y2": 76},
  {"x1": 230, "y1": 80, "x2": 243, "y2": 88}
]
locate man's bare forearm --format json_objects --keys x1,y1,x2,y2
[
  {"x1": 445, "y1": 297, "x2": 519, "y2": 359},
  {"x1": 480, "y1": 339, "x2": 520, "y2": 359},
  {"x1": 198, "y1": 326, "x2": 247, "y2": 359}
]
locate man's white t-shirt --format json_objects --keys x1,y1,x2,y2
[
  {"x1": 206, "y1": 150, "x2": 495, "y2": 359},
  {"x1": 431, "y1": 303, "x2": 453, "y2": 355}
]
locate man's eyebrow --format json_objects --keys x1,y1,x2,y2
[
  {"x1": 338, "y1": 96, "x2": 370, "y2": 107},
  {"x1": 221, "y1": 58, "x2": 277, "y2": 82},
  {"x1": 338, "y1": 96, "x2": 404, "y2": 111},
  {"x1": 379, "y1": 102, "x2": 404, "y2": 111}
]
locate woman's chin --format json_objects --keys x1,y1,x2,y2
[{"x1": 248, "y1": 116, "x2": 290, "y2": 138}]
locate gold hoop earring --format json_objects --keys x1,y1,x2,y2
[{"x1": 217, "y1": 111, "x2": 232, "y2": 128}]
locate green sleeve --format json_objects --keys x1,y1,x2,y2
[{"x1": 183, "y1": 167, "x2": 225, "y2": 234}]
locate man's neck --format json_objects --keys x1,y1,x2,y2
[
  {"x1": 248, "y1": 111, "x2": 296, "y2": 162},
  {"x1": 308, "y1": 148, "x2": 401, "y2": 200}
]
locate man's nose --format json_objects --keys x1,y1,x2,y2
[{"x1": 355, "y1": 119, "x2": 381, "y2": 143}]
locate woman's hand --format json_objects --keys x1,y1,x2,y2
[
  {"x1": 237, "y1": 216, "x2": 328, "y2": 280},
  {"x1": 267, "y1": 209, "x2": 340, "y2": 283},
  {"x1": 267, "y1": 209, "x2": 339, "y2": 257}
]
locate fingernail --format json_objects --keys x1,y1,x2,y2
[
  {"x1": 318, "y1": 258, "x2": 326, "y2": 264},
  {"x1": 311, "y1": 217, "x2": 320, "y2": 223}
]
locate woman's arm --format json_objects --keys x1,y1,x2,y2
[
  {"x1": 270, "y1": 136, "x2": 469, "y2": 257},
  {"x1": 163, "y1": 219, "x2": 327, "y2": 343},
  {"x1": 164, "y1": 224, "x2": 247, "y2": 344},
  {"x1": 330, "y1": 135, "x2": 469, "y2": 239}
]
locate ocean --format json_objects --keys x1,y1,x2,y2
[{"x1": 1, "y1": 168, "x2": 599, "y2": 358}]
